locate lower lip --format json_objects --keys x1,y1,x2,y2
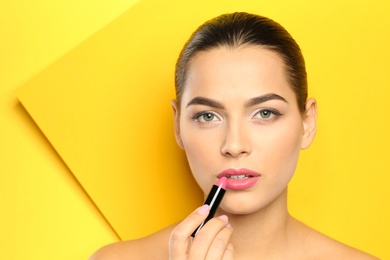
[{"x1": 226, "y1": 176, "x2": 259, "y2": 190}]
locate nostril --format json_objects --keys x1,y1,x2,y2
[
  {"x1": 220, "y1": 124, "x2": 251, "y2": 157},
  {"x1": 221, "y1": 146, "x2": 250, "y2": 158}
]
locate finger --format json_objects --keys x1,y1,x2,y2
[
  {"x1": 188, "y1": 215, "x2": 230, "y2": 260},
  {"x1": 205, "y1": 223, "x2": 233, "y2": 260},
  {"x1": 169, "y1": 205, "x2": 210, "y2": 259},
  {"x1": 222, "y1": 243, "x2": 234, "y2": 260}
]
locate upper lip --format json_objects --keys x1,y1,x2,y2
[{"x1": 217, "y1": 168, "x2": 261, "y2": 178}]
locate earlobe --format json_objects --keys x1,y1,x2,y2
[
  {"x1": 171, "y1": 100, "x2": 184, "y2": 149},
  {"x1": 301, "y1": 98, "x2": 318, "y2": 150}
]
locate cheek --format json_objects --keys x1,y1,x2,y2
[
  {"x1": 259, "y1": 119, "x2": 303, "y2": 178},
  {"x1": 179, "y1": 127, "x2": 218, "y2": 193}
]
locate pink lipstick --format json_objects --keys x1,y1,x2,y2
[
  {"x1": 217, "y1": 168, "x2": 260, "y2": 190},
  {"x1": 191, "y1": 177, "x2": 227, "y2": 237}
]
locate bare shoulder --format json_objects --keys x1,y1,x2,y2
[
  {"x1": 89, "y1": 223, "x2": 177, "y2": 259},
  {"x1": 297, "y1": 220, "x2": 379, "y2": 260}
]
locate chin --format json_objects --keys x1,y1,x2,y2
[
  {"x1": 220, "y1": 189, "x2": 288, "y2": 216},
  {"x1": 220, "y1": 200, "x2": 262, "y2": 215}
]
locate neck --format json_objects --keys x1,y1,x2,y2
[{"x1": 220, "y1": 188, "x2": 300, "y2": 259}]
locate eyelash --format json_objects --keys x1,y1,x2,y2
[
  {"x1": 253, "y1": 108, "x2": 282, "y2": 121},
  {"x1": 192, "y1": 112, "x2": 221, "y2": 125}
]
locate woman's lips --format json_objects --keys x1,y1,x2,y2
[{"x1": 217, "y1": 168, "x2": 260, "y2": 190}]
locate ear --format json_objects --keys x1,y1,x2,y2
[
  {"x1": 171, "y1": 100, "x2": 184, "y2": 149},
  {"x1": 301, "y1": 98, "x2": 318, "y2": 149}
]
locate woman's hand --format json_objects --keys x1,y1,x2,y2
[{"x1": 169, "y1": 205, "x2": 234, "y2": 260}]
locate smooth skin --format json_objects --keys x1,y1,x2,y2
[{"x1": 90, "y1": 46, "x2": 378, "y2": 259}]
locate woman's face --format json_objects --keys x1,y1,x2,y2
[{"x1": 172, "y1": 46, "x2": 316, "y2": 214}]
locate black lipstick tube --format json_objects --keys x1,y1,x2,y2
[{"x1": 191, "y1": 183, "x2": 226, "y2": 237}]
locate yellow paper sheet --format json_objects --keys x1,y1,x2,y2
[{"x1": 16, "y1": 1, "x2": 390, "y2": 258}]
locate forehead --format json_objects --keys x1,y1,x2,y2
[{"x1": 183, "y1": 46, "x2": 293, "y2": 101}]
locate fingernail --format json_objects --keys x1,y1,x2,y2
[
  {"x1": 226, "y1": 223, "x2": 232, "y2": 229},
  {"x1": 197, "y1": 204, "x2": 210, "y2": 215},
  {"x1": 218, "y1": 215, "x2": 228, "y2": 221}
]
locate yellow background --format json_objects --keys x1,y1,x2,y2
[{"x1": 2, "y1": 0, "x2": 389, "y2": 259}]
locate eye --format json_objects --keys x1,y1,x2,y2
[
  {"x1": 201, "y1": 113, "x2": 215, "y2": 121},
  {"x1": 253, "y1": 109, "x2": 282, "y2": 120},
  {"x1": 192, "y1": 112, "x2": 221, "y2": 125},
  {"x1": 195, "y1": 112, "x2": 218, "y2": 122},
  {"x1": 258, "y1": 110, "x2": 272, "y2": 118}
]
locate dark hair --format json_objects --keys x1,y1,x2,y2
[{"x1": 175, "y1": 12, "x2": 307, "y2": 113}]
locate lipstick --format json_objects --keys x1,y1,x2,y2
[
  {"x1": 191, "y1": 177, "x2": 227, "y2": 237},
  {"x1": 217, "y1": 168, "x2": 260, "y2": 190}
]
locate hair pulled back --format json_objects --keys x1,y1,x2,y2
[{"x1": 175, "y1": 12, "x2": 307, "y2": 113}]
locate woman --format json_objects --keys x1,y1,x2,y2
[{"x1": 91, "y1": 12, "x2": 377, "y2": 259}]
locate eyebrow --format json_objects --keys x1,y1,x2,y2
[
  {"x1": 244, "y1": 93, "x2": 288, "y2": 108},
  {"x1": 186, "y1": 93, "x2": 287, "y2": 109},
  {"x1": 186, "y1": 96, "x2": 225, "y2": 109}
]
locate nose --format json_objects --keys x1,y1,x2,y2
[{"x1": 220, "y1": 123, "x2": 251, "y2": 158}]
